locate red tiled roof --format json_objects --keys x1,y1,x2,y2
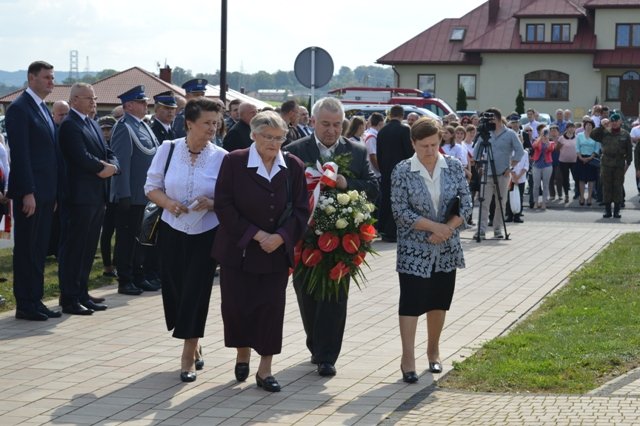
[
  {"x1": 0, "y1": 66, "x2": 185, "y2": 107},
  {"x1": 514, "y1": 0, "x2": 586, "y2": 17},
  {"x1": 594, "y1": 49, "x2": 640, "y2": 67}
]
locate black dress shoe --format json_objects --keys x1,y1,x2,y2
[
  {"x1": 135, "y1": 280, "x2": 160, "y2": 291},
  {"x1": 37, "y1": 302, "x2": 62, "y2": 318},
  {"x1": 401, "y1": 366, "x2": 418, "y2": 384},
  {"x1": 62, "y1": 302, "x2": 94, "y2": 315},
  {"x1": 15, "y1": 309, "x2": 48, "y2": 321},
  {"x1": 88, "y1": 294, "x2": 106, "y2": 303},
  {"x1": 429, "y1": 362, "x2": 443, "y2": 374},
  {"x1": 118, "y1": 283, "x2": 143, "y2": 295},
  {"x1": 256, "y1": 374, "x2": 281, "y2": 392},
  {"x1": 614, "y1": 212, "x2": 622, "y2": 219},
  {"x1": 317, "y1": 362, "x2": 336, "y2": 377},
  {"x1": 82, "y1": 300, "x2": 108, "y2": 311},
  {"x1": 310, "y1": 355, "x2": 318, "y2": 364},
  {"x1": 180, "y1": 371, "x2": 196, "y2": 382},
  {"x1": 102, "y1": 271, "x2": 118, "y2": 278},
  {"x1": 235, "y1": 362, "x2": 249, "y2": 382},
  {"x1": 195, "y1": 346, "x2": 204, "y2": 371},
  {"x1": 148, "y1": 278, "x2": 162, "y2": 288},
  {"x1": 513, "y1": 217, "x2": 524, "y2": 223}
]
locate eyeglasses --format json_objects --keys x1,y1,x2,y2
[{"x1": 259, "y1": 133, "x2": 287, "y2": 143}]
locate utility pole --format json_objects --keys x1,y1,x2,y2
[{"x1": 220, "y1": 0, "x2": 227, "y2": 105}]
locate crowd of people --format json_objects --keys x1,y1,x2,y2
[{"x1": 2, "y1": 60, "x2": 639, "y2": 390}]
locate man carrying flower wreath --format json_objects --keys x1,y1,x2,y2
[{"x1": 284, "y1": 97, "x2": 379, "y2": 377}]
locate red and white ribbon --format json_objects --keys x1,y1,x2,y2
[{"x1": 305, "y1": 161, "x2": 338, "y2": 222}]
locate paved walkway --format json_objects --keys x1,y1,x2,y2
[{"x1": 0, "y1": 220, "x2": 638, "y2": 425}]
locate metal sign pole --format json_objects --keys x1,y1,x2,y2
[{"x1": 311, "y1": 47, "x2": 316, "y2": 107}]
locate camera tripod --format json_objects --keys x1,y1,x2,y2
[{"x1": 473, "y1": 135, "x2": 510, "y2": 243}]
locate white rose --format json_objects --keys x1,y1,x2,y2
[
  {"x1": 335, "y1": 218, "x2": 348, "y2": 229},
  {"x1": 336, "y1": 193, "x2": 351, "y2": 205},
  {"x1": 354, "y1": 212, "x2": 365, "y2": 222},
  {"x1": 348, "y1": 190, "x2": 359, "y2": 201},
  {"x1": 366, "y1": 203, "x2": 375, "y2": 213},
  {"x1": 324, "y1": 205, "x2": 336, "y2": 214}
]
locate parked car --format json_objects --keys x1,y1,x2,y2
[
  {"x1": 519, "y1": 113, "x2": 551, "y2": 128},
  {"x1": 344, "y1": 104, "x2": 441, "y2": 122},
  {"x1": 456, "y1": 110, "x2": 478, "y2": 119}
]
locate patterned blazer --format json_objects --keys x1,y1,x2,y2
[{"x1": 391, "y1": 155, "x2": 472, "y2": 278}]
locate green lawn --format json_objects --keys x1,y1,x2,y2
[
  {"x1": 440, "y1": 232, "x2": 640, "y2": 394},
  {"x1": 0, "y1": 248, "x2": 113, "y2": 312}
]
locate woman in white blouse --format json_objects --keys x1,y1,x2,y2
[{"x1": 145, "y1": 98, "x2": 227, "y2": 383}]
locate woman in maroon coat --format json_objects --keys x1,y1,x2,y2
[{"x1": 212, "y1": 111, "x2": 309, "y2": 392}]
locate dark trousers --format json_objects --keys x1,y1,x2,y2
[
  {"x1": 59, "y1": 203, "x2": 105, "y2": 304},
  {"x1": 114, "y1": 205, "x2": 145, "y2": 285},
  {"x1": 293, "y1": 275, "x2": 349, "y2": 365},
  {"x1": 100, "y1": 202, "x2": 117, "y2": 268},
  {"x1": 12, "y1": 199, "x2": 55, "y2": 311},
  {"x1": 143, "y1": 245, "x2": 161, "y2": 281},
  {"x1": 559, "y1": 162, "x2": 577, "y2": 198}
]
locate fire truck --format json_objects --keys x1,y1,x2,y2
[{"x1": 327, "y1": 87, "x2": 456, "y2": 118}]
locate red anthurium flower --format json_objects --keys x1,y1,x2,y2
[
  {"x1": 293, "y1": 241, "x2": 303, "y2": 266},
  {"x1": 359, "y1": 224, "x2": 376, "y2": 242},
  {"x1": 301, "y1": 247, "x2": 323, "y2": 267},
  {"x1": 318, "y1": 232, "x2": 340, "y2": 252},
  {"x1": 353, "y1": 251, "x2": 366, "y2": 266},
  {"x1": 342, "y1": 233, "x2": 361, "y2": 254},
  {"x1": 329, "y1": 261, "x2": 350, "y2": 281}
]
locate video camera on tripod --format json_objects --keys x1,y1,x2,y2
[{"x1": 474, "y1": 112, "x2": 496, "y2": 145}]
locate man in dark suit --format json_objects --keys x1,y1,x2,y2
[
  {"x1": 5, "y1": 60, "x2": 61, "y2": 321},
  {"x1": 150, "y1": 91, "x2": 177, "y2": 143},
  {"x1": 222, "y1": 102, "x2": 257, "y2": 152},
  {"x1": 110, "y1": 85, "x2": 160, "y2": 295},
  {"x1": 376, "y1": 105, "x2": 414, "y2": 242},
  {"x1": 284, "y1": 97, "x2": 378, "y2": 377},
  {"x1": 172, "y1": 78, "x2": 207, "y2": 139},
  {"x1": 57, "y1": 83, "x2": 119, "y2": 315}
]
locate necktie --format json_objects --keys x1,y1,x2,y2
[{"x1": 40, "y1": 102, "x2": 55, "y2": 137}]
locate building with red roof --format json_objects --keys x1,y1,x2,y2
[{"x1": 378, "y1": 0, "x2": 640, "y2": 119}]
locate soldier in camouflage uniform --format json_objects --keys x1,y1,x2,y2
[{"x1": 591, "y1": 112, "x2": 632, "y2": 218}]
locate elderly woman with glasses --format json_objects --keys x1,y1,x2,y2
[{"x1": 212, "y1": 111, "x2": 309, "y2": 392}]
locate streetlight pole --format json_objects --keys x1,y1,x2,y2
[{"x1": 220, "y1": 0, "x2": 227, "y2": 105}]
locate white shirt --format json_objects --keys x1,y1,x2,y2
[
  {"x1": 410, "y1": 153, "x2": 447, "y2": 216},
  {"x1": 363, "y1": 128, "x2": 381, "y2": 177},
  {"x1": 630, "y1": 125, "x2": 640, "y2": 142},
  {"x1": 247, "y1": 142, "x2": 287, "y2": 182},
  {"x1": 0, "y1": 139, "x2": 8, "y2": 191},
  {"x1": 443, "y1": 143, "x2": 467, "y2": 166},
  {"x1": 144, "y1": 138, "x2": 227, "y2": 234},
  {"x1": 315, "y1": 135, "x2": 345, "y2": 160},
  {"x1": 512, "y1": 151, "x2": 529, "y2": 184}
]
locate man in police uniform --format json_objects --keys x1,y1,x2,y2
[
  {"x1": 150, "y1": 91, "x2": 177, "y2": 143},
  {"x1": 592, "y1": 112, "x2": 632, "y2": 219},
  {"x1": 172, "y1": 78, "x2": 207, "y2": 139},
  {"x1": 110, "y1": 85, "x2": 160, "y2": 295}
]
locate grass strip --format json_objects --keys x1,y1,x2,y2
[{"x1": 440, "y1": 232, "x2": 640, "y2": 394}]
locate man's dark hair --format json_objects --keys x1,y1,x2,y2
[
  {"x1": 389, "y1": 105, "x2": 404, "y2": 119},
  {"x1": 281, "y1": 99, "x2": 298, "y2": 115},
  {"x1": 28, "y1": 60, "x2": 54, "y2": 76},
  {"x1": 370, "y1": 112, "x2": 384, "y2": 127},
  {"x1": 184, "y1": 98, "x2": 222, "y2": 131},
  {"x1": 228, "y1": 99, "x2": 241, "y2": 108},
  {"x1": 485, "y1": 107, "x2": 502, "y2": 121}
]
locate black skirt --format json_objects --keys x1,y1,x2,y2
[
  {"x1": 158, "y1": 221, "x2": 217, "y2": 339},
  {"x1": 398, "y1": 269, "x2": 456, "y2": 316}
]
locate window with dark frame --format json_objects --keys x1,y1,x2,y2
[
  {"x1": 551, "y1": 24, "x2": 571, "y2": 42},
  {"x1": 616, "y1": 24, "x2": 640, "y2": 47},
  {"x1": 458, "y1": 75, "x2": 476, "y2": 99},
  {"x1": 606, "y1": 76, "x2": 620, "y2": 101},
  {"x1": 524, "y1": 70, "x2": 569, "y2": 100},
  {"x1": 526, "y1": 24, "x2": 545, "y2": 42},
  {"x1": 418, "y1": 74, "x2": 436, "y2": 95},
  {"x1": 450, "y1": 28, "x2": 466, "y2": 41}
]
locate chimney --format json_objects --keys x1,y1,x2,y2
[
  {"x1": 240, "y1": 87, "x2": 245, "y2": 94},
  {"x1": 159, "y1": 66, "x2": 172, "y2": 84},
  {"x1": 488, "y1": 0, "x2": 499, "y2": 24}
]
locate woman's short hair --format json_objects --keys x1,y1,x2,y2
[
  {"x1": 582, "y1": 117, "x2": 595, "y2": 128},
  {"x1": 410, "y1": 117, "x2": 441, "y2": 141},
  {"x1": 184, "y1": 98, "x2": 222, "y2": 131},
  {"x1": 249, "y1": 110, "x2": 288, "y2": 136}
]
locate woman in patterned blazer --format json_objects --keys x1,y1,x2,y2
[{"x1": 390, "y1": 117, "x2": 472, "y2": 384}]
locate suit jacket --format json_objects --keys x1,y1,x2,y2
[
  {"x1": 58, "y1": 110, "x2": 119, "y2": 205},
  {"x1": 172, "y1": 111, "x2": 186, "y2": 139},
  {"x1": 109, "y1": 113, "x2": 158, "y2": 205},
  {"x1": 150, "y1": 117, "x2": 176, "y2": 144},
  {"x1": 222, "y1": 120, "x2": 252, "y2": 152},
  {"x1": 283, "y1": 135, "x2": 379, "y2": 201},
  {"x1": 377, "y1": 119, "x2": 414, "y2": 180},
  {"x1": 5, "y1": 91, "x2": 58, "y2": 202},
  {"x1": 212, "y1": 149, "x2": 309, "y2": 273}
]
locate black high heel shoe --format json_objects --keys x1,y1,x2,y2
[
  {"x1": 400, "y1": 365, "x2": 418, "y2": 384},
  {"x1": 180, "y1": 371, "x2": 196, "y2": 382},
  {"x1": 195, "y1": 346, "x2": 204, "y2": 371},
  {"x1": 256, "y1": 373, "x2": 281, "y2": 392},
  {"x1": 235, "y1": 362, "x2": 250, "y2": 382},
  {"x1": 429, "y1": 362, "x2": 443, "y2": 374}
]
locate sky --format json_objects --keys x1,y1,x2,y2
[{"x1": 0, "y1": 0, "x2": 486, "y2": 75}]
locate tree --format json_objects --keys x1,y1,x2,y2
[
  {"x1": 456, "y1": 85, "x2": 468, "y2": 111},
  {"x1": 171, "y1": 67, "x2": 194, "y2": 86},
  {"x1": 95, "y1": 69, "x2": 118, "y2": 80},
  {"x1": 515, "y1": 89, "x2": 525, "y2": 114}
]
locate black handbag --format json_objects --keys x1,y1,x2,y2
[
  {"x1": 137, "y1": 142, "x2": 176, "y2": 246},
  {"x1": 443, "y1": 196, "x2": 460, "y2": 222}
]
